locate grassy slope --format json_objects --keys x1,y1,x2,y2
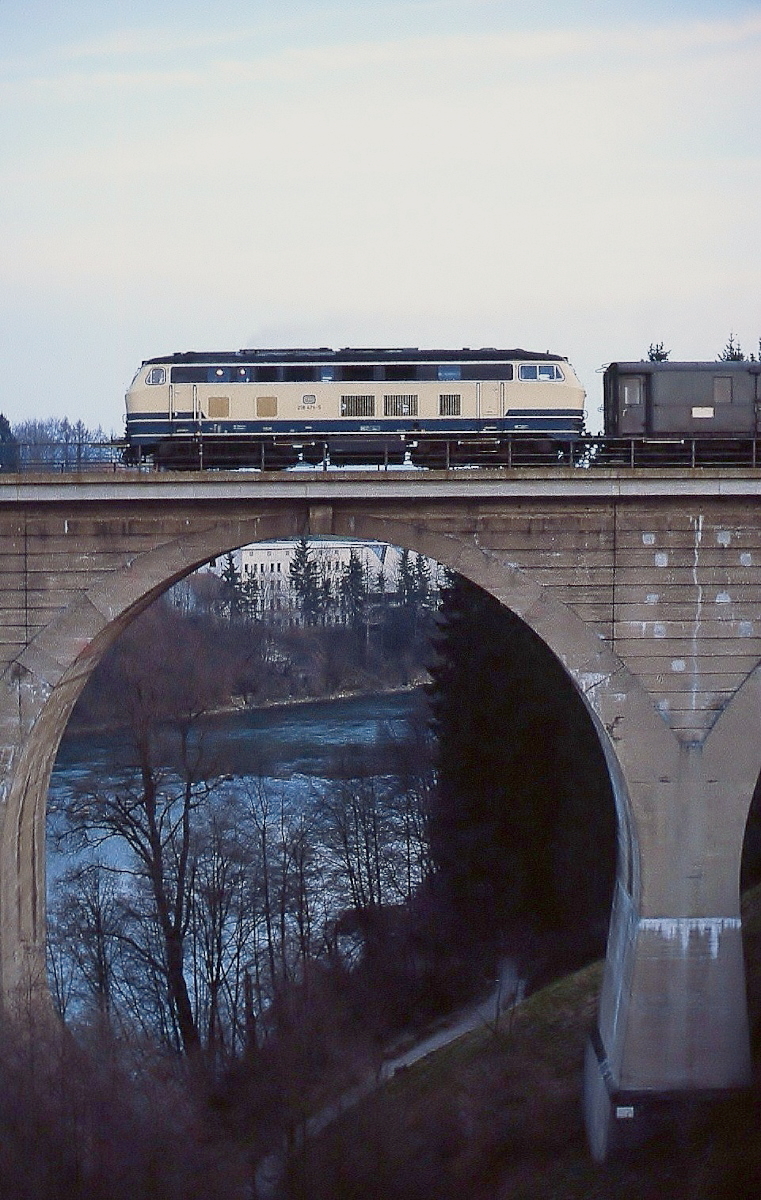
[{"x1": 288, "y1": 888, "x2": 761, "y2": 1199}]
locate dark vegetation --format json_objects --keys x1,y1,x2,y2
[{"x1": 426, "y1": 576, "x2": 616, "y2": 989}]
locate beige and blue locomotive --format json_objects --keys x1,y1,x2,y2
[{"x1": 125, "y1": 347, "x2": 586, "y2": 468}]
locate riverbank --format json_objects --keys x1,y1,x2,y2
[{"x1": 64, "y1": 679, "x2": 430, "y2": 741}]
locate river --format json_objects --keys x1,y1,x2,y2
[{"x1": 47, "y1": 688, "x2": 430, "y2": 879}]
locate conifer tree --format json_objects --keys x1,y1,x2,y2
[
  {"x1": 426, "y1": 575, "x2": 615, "y2": 941},
  {"x1": 289, "y1": 537, "x2": 321, "y2": 624},
  {"x1": 340, "y1": 547, "x2": 367, "y2": 632},
  {"x1": 719, "y1": 333, "x2": 745, "y2": 361}
]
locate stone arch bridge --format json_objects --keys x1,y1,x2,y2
[{"x1": 2, "y1": 465, "x2": 761, "y2": 1157}]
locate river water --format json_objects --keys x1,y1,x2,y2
[{"x1": 47, "y1": 688, "x2": 429, "y2": 878}]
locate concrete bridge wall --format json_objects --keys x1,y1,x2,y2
[{"x1": 1, "y1": 467, "x2": 761, "y2": 1157}]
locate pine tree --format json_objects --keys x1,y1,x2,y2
[
  {"x1": 340, "y1": 547, "x2": 367, "y2": 632},
  {"x1": 719, "y1": 333, "x2": 745, "y2": 361},
  {"x1": 647, "y1": 342, "x2": 670, "y2": 362},
  {"x1": 289, "y1": 537, "x2": 321, "y2": 624},
  {"x1": 220, "y1": 552, "x2": 244, "y2": 621}
]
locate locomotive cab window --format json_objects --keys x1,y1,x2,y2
[
  {"x1": 538, "y1": 363, "x2": 561, "y2": 381},
  {"x1": 145, "y1": 367, "x2": 166, "y2": 385}
]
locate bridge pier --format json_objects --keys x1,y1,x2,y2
[{"x1": 584, "y1": 737, "x2": 753, "y2": 1159}]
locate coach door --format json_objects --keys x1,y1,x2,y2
[
  {"x1": 478, "y1": 381, "x2": 501, "y2": 419},
  {"x1": 618, "y1": 374, "x2": 647, "y2": 435}
]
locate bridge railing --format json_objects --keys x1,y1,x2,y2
[
  {"x1": 1, "y1": 435, "x2": 761, "y2": 473},
  {"x1": 0, "y1": 440, "x2": 126, "y2": 473}
]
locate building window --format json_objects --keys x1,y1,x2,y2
[
  {"x1": 439, "y1": 393, "x2": 461, "y2": 416},
  {"x1": 341, "y1": 395, "x2": 375, "y2": 417},
  {"x1": 384, "y1": 394, "x2": 418, "y2": 417}
]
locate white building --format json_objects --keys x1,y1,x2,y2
[{"x1": 204, "y1": 538, "x2": 443, "y2": 623}]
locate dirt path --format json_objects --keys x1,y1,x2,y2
[{"x1": 254, "y1": 960, "x2": 525, "y2": 1197}]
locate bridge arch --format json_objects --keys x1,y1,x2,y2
[
  {"x1": 703, "y1": 663, "x2": 761, "y2": 909},
  {"x1": 1, "y1": 507, "x2": 660, "y2": 1004}
]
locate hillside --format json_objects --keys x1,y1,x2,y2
[{"x1": 284, "y1": 887, "x2": 761, "y2": 1200}]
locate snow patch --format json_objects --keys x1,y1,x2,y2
[{"x1": 639, "y1": 916, "x2": 740, "y2": 958}]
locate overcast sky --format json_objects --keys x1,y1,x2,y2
[{"x1": 1, "y1": 0, "x2": 759, "y2": 434}]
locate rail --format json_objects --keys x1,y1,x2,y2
[{"x1": 2, "y1": 434, "x2": 761, "y2": 473}]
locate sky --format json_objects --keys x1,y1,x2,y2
[{"x1": 1, "y1": 0, "x2": 760, "y2": 435}]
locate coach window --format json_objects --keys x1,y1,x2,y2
[
  {"x1": 146, "y1": 367, "x2": 166, "y2": 385},
  {"x1": 714, "y1": 376, "x2": 733, "y2": 404},
  {"x1": 620, "y1": 377, "x2": 643, "y2": 406},
  {"x1": 438, "y1": 364, "x2": 462, "y2": 381}
]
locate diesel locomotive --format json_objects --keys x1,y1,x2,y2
[{"x1": 124, "y1": 346, "x2": 585, "y2": 468}]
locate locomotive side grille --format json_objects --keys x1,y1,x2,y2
[
  {"x1": 384, "y1": 394, "x2": 418, "y2": 417},
  {"x1": 439, "y1": 393, "x2": 461, "y2": 416},
  {"x1": 341, "y1": 395, "x2": 375, "y2": 417}
]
